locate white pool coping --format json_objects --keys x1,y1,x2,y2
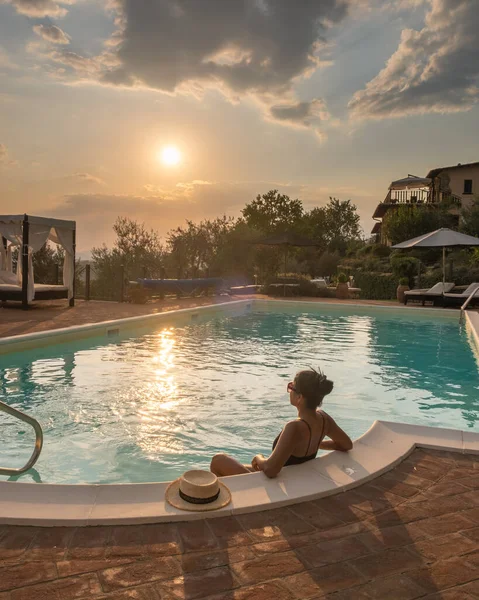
[
  {"x1": 0, "y1": 300, "x2": 478, "y2": 526},
  {"x1": 0, "y1": 420, "x2": 477, "y2": 526}
]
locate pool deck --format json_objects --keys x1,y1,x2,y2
[{"x1": 0, "y1": 448, "x2": 478, "y2": 599}]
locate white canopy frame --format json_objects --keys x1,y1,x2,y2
[{"x1": 0, "y1": 214, "x2": 76, "y2": 309}]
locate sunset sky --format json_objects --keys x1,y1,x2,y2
[{"x1": 1, "y1": 0, "x2": 478, "y2": 255}]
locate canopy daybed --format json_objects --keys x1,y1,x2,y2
[{"x1": 0, "y1": 214, "x2": 76, "y2": 309}]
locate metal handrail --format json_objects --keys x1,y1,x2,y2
[
  {"x1": 459, "y1": 288, "x2": 479, "y2": 323},
  {"x1": 0, "y1": 400, "x2": 43, "y2": 475}
]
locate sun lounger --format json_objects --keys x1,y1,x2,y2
[
  {"x1": 403, "y1": 282, "x2": 455, "y2": 306},
  {"x1": 442, "y1": 282, "x2": 479, "y2": 308}
]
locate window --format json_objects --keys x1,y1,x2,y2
[{"x1": 464, "y1": 179, "x2": 473, "y2": 194}]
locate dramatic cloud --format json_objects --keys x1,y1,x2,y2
[
  {"x1": 33, "y1": 24, "x2": 70, "y2": 44},
  {"x1": 1, "y1": 0, "x2": 75, "y2": 18},
  {"x1": 349, "y1": 0, "x2": 479, "y2": 119},
  {"x1": 268, "y1": 99, "x2": 330, "y2": 136},
  {"x1": 88, "y1": 0, "x2": 349, "y2": 137}
]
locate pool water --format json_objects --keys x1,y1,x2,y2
[{"x1": 1, "y1": 304, "x2": 478, "y2": 484}]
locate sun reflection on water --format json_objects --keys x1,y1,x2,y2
[{"x1": 135, "y1": 328, "x2": 183, "y2": 457}]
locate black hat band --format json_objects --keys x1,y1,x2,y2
[{"x1": 179, "y1": 488, "x2": 221, "y2": 505}]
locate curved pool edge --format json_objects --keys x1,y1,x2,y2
[
  {"x1": 1, "y1": 421, "x2": 477, "y2": 527},
  {"x1": 0, "y1": 298, "x2": 253, "y2": 355}
]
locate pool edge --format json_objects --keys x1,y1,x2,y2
[{"x1": 0, "y1": 421, "x2": 477, "y2": 526}]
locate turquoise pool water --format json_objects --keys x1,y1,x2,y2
[{"x1": 1, "y1": 304, "x2": 478, "y2": 484}]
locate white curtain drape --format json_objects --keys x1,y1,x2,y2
[
  {"x1": 29, "y1": 224, "x2": 52, "y2": 252},
  {"x1": 0, "y1": 223, "x2": 22, "y2": 248},
  {"x1": 0, "y1": 223, "x2": 23, "y2": 284},
  {"x1": 16, "y1": 247, "x2": 35, "y2": 302},
  {"x1": 50, "y1": 227, "x2": 74, "y2": 299}
]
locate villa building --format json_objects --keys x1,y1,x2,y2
[{"x1": 372, "y1": 161, "x2": 479, "y2": 244}]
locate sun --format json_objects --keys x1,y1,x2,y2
[{"x1": 160, "y1": 145, "x2": 181, "y2": 167}]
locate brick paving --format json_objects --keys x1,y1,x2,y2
[{"x1": 0, "y1": 448, "x2": 478, "y2": 599}]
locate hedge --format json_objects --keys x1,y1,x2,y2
[{"x1": 352, "y1": 271, "x2": 397, "y2": 300}]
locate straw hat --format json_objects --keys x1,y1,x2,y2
[{"x1": 165, "y1": 470, "x2": 231, "y2": 512}]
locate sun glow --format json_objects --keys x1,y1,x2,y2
[{"x1": 160, "y1": 145, "x2": 181, "y2": 166}]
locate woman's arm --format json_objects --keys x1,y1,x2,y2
[
  {"x1": 319, "y1": 412, "x2": 353, "y2": 452},
  {"x1": 252, "y1": 421, "x2": 298, "y2": 479}
]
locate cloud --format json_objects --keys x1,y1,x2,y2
[
  {"x1": 268, "y1": 99, "x2": 330, "y2": 138},
  {"x1": 1, "y1": 0, "x2": 75, "y2": 18},
  {"x1": 69, "y1": 172, "x2": 105, "y2": 185},
  {"x1": 44, "y1": 0, "x2": 351, "y2": 137},
  {"x1": 103, "y1": 1, "x2": 348, "y2": 94},
  {"x1": 349, "y1": 0, "x2": 479, "y2": 119},
  {"x1": 33, "y1": 24, "x2": 70, "y2": 44},
  {"x1": 0, "y1": 143, "x2": 18, "y2": 167}
]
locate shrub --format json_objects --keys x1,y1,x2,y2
[
  {"x1": 264, "y1": 273, "x2": 318, "y2": 297},
  {"x1": 399, "y1": 277, "x2": 409, "y2": 286},
  {"x1": 316, "y1": 252, "x2": 340, "y2": 277},
  {"x1": 337, "y1": 272, "x2": 348, "y2": 284},
  {"x1": 371, "y1": 244, "x2": 392, "y2": 258},
  {"x1": 389, "y1": 255, "x2": 420, "y2": 286},
  {"x1": 352, "y1": 272, "x2": 397, "y2": 300},
  {"x1": 128, "y1": 285, "x2": 149, "y2": 304}
]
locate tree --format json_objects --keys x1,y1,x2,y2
[
  {"x1": 166, "y1": 216, "x2": 236, "y2": 278},
  {"x1": 112, "y1": 217, "x2": 164, "y2": 277},
  {"x1": 242, "y1": 190, "x2": 304, "y2": 234},
  {"x1": 460, "y1": 198, "x2": 479, "y2": 238},
  {"x1": 382, "y1": 204, "x2": 457, "y2": 246},
  {"x1": 91, "y1": 217, "x2": 164, "y2": 299},
  {"x1": 303, "y1": 197, "x2": 362, "y2": 255},
  {"x1": 32, "y1": 243, "x2": 64, "y2": 284}
]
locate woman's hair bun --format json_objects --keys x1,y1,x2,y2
[{"x1": 319, "y1": 377, "x2": 334, "y2": 396}]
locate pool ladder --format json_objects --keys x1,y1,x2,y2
[
  {"x1": 459, "y1": 288, "x2": 479, "y2": 324},
  {"x1": 0, "y1": 400, "x2": 43, "y2": 476}
]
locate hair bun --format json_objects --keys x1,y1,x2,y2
[
  {"x1": 316, "y1": 368, "x2": 333, "y2": 396},
  {"x1": 319, "y1": 378, "x2": 334, "y2": 396}
]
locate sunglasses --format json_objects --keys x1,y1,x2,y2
[{"x1": 287, "y1": 382, "x2": 297, "y2": 393}]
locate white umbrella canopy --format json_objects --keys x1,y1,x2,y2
[
  {"x1": 389, "y1": 177, "x2": 431, "y2": 190},
  {"x1": 392, "y1": 228, "x2": 479, "y2": 284}
]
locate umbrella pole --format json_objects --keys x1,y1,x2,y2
[{"x1": 443, "y1": 246, "x2": 446, "y2": 285}]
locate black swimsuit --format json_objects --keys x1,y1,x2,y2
[{"x1": 272, "y1": 414, "x2": 327, "y2": 466}]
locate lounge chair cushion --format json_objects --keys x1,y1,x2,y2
[
  {"x1": 444, "y1": 283, "x2": 479, "y2": 299},
  {"x1": 461, "y1": 282, "x2": 479, "y2": 296},
  {"x1": 427, "y1": 282, "x2": 455, "y2": 294},
  {"x1": 405, "y1": 282, "x2": 454, "y2": 296}
]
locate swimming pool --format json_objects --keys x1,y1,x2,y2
[{"x1": 1, "y1": 301, "x2": 478, "y2": 484}]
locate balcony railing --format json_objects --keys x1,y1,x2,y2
[
  {"x1": 382, "y1": 189, "x2": 462, "y2": 206},
  {"x1": 383, "y1": 189, "x2": 431, "y2": 205}
]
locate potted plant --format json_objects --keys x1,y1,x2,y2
[
  {"x1": 397, "y1": 277, "x2": 410, "y2": 303},
  {"x1": 336, "y1": 272, "x2": 349, "y2": 299}
]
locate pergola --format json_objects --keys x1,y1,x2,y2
[{"x1": 0, "y1": 214, "x2": 76, "y2": 309}]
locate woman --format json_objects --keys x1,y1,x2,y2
[{"x1": 210, "y1": 368, "x2": 352, "y2": 479}]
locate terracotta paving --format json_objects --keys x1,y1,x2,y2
[
  {"x1": 0, "y1": 448, "x2": 478, "y2": 599},
  {"x1": 0, "y1": 295, "x2": 414, "y2": 339}
]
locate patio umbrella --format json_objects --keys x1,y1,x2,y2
[
  {"x1": 391, "y1": 228, "x2": 479, "y2": 284},
  {"x1": 253, "y1": 232, "x2": 321, "y2": 296}
]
